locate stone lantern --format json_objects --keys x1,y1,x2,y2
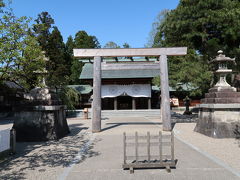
[
  {"x1": 33, "y1": 51, "x2": 49, "y2": 87},
  {"x1": 211, "y1": 50, "x2": 236, "y2": 91},
  {"x1": 13, "y1": 51, "x2": 70, "y2": 142},
  {"x1": 195, "y1": 50, "x2": 240, "y2": 138}
]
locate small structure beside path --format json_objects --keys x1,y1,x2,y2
[
  {"x1": 195, "y1": 50, "x2": 240, "y2": 138},
  {"x1": 123, "y1": 131, "x2": 176, "y2": 173}
]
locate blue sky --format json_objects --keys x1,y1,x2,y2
[{"x1": 11, "y1": 0, "x2": 179, "y2": 48}]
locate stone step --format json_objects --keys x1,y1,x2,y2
[
  {"x1": 67, "y1": 109, "x2": 162, "y2": 118},
  {"x1": 208, "y1": 87, "x2": 235, "y2": 93},
  {"x1": 101, "y1": 110, "x2": 161, "y2": 117},
  {"x1": 202, "y1": 97, "x2": 240, "y2": 104},
  {"x1": 66, "y1": 108, "x2": 196, "y2": 118},
  {"x1": 205, "y1": 92, "x2": 240, "y2": 98}
]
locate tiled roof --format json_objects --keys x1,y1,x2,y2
[
  {"x1": 68, "y1": 85, "x2": 92, "y2": 94},
  {"x1": 80, "y1": 63, "x2": 160, "y2": 79}
]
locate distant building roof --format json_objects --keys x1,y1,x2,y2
[
  {"x1": 68, "y1": 85, "x2": 92, "y2": 94},
  {"x1": 152, "y1": 83, "x2": 197, "y2": 92},
  {"x1": 152, "y1": 85, "x2": 176, "y2": 92},
  {"x1": 4, "y1": 81, "x2": 23, "y2": 89},
  {"x1": 80, "y1": 63, "x2": 160, "y2": 80}
]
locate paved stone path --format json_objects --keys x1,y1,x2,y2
[
  {"x1": 63, "y1": 116, "x2": 239, "y2": 180},
  {"x1": 0, "y1": 113, "x2": 239, "y2": 180}
]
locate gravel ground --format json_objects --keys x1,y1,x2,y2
[
  {"x1": 0, "y1": 118, "x2": 95, "y2": 180},
  {"x1": 173, "y1": 122, "x2": 240, "y2": 173}
]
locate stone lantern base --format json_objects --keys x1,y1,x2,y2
[
  {"x1": 195, "y1": 86, "x2": 240, "y2": 138},
  {"x1": 13, "y1": 88, "x2": 70, "y2": 142},
  {"x1": 195, "y1": 104, "x2": 240, "y2": 138},
  {"x1": 13, "y1": 105, "x2": 70, "y2": 141}
]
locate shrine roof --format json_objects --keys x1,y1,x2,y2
[
  {"x1": 68, "y1": 85, "x2": 92, "y2": 94},
  {"x1": 80, "y1": 63, "x2": 160, "y2": 79}
]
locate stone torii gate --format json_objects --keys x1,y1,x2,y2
[{"x1": 74, "y1": 47, "x2": 187, "y2": 132}]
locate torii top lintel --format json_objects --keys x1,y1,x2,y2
[{"x1": 73, "y1": 47, "x2": 187, "y2": 57}]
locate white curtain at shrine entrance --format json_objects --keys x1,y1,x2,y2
[{"x1": 101, "y1": 84, "x2": 151, "y2": 98}]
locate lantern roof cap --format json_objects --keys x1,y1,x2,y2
[{"x1": 211, "y1": 50, "x2": 235, "y2": 63}]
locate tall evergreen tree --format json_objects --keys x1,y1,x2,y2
[
  {"x1": 65, "y1": 35, "x2": 80, "y2": 84},
  {"x1": 65, "y1": 35, "x2": 74, "y2": 56},
  {"x1": 74, "y1": 30, "x2": 100, "y2": 48},
  {"x1": 33, "y1": 12, "x2": 54, "y2": 52},
  {"x1": 67, "y1": 31, "x2": 101, "y2": 84},
  {"x1": 33, "y1": 12, "x2": 72, "y2": 87},
  {"x1": 47, "y1": 26, "x2": 69, "y2": 87}
]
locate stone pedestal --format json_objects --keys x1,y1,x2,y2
[
  {"x1": 13, "y1": 88, "x2": 70, "y2": 142},
  {"x1": 195, "y1": 86, "x2": 240, "y2": 138},
  {"x1": 13, "y1": 105, "x2": 69, "y2": 141},
  {"x1": 195, "y1": 104, "x2": 240, "y2": 138}
]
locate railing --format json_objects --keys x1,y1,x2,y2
[{"x1": 123, "y1": 131, "x2": 176, "y2": 173}]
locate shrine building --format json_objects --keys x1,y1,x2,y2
[
  {"x1": 76, "y1": 57, "x2": 161, "y2": 110},
  {"x1": 69, "y1": 57, "x2": 199, "y2": 110}
]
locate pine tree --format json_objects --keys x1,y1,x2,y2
[
  {"x1": 65, "y1": 35, "x2": 74, "y2": 56},
  {"x1": 33, "y1": 12, "x2": 54, "y2": 52},
  {"x1": 74, "y1": 30, "x2": 100, "y2": 48},
  {"x1": 65, "y1": 35, "x2": 81, "y2": 84},
  {"x1": 47, "y1": 26, "x2": 69, "y2": 87},
  {"x1": 67, "y1": 31, "x2": 101, "y2": 84}
]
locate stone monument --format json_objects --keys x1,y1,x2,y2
[
  {"x1": 195, "y1": 50, "x2": 240, "y2": 138},
  {"x1": 13, "y1": 52, "x2": 70, "y2": 141}
]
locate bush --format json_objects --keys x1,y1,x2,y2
[{"x1": 58, "y1": 87, "x2": 80, "y2": 110}]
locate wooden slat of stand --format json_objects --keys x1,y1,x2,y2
[
  {"x1": 126, "y1": 142, "x2": 171, "y2": 147},
  {"x1": 135, "y1": 132, "x2": 138, "y2": 163},
  {"x1": 126, "y1": 155, "x2": 172, "y2": 160},
  {"x1": 122, "y1": 160, "x2": 176, "y2": 169},
  {"x1": 123, "y1": 132, "x2": 126, "y2": 164},
  {"x1": 171, "y1": 131, "x2": 174, "y2": 162},
  {"x1": 159, "y1": 131, "x2": 162, "y2": 162},
  {"x1": 147, "y1": 132, "x2": 150, "y2": 162},
  {"x1": 126, "y1": 134, "x2": 171, "y2": 140}
]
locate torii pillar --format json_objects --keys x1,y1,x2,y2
[
  {"x1": 74, "y1": 47, "x2": 187, "y2": 132},
  {"x1": 92, "y1": 56, "x2": 102, "y2": 132}
]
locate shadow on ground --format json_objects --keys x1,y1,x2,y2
[
  {"x1": 0, "y1": 123, "x2": 99, "y2": 180},
  {"x1": 234, "y1": 125, "x2": 240, "y2": 147},
  {"x1": 102, "y1": 122, "x2": 162, "y2": 132}
]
